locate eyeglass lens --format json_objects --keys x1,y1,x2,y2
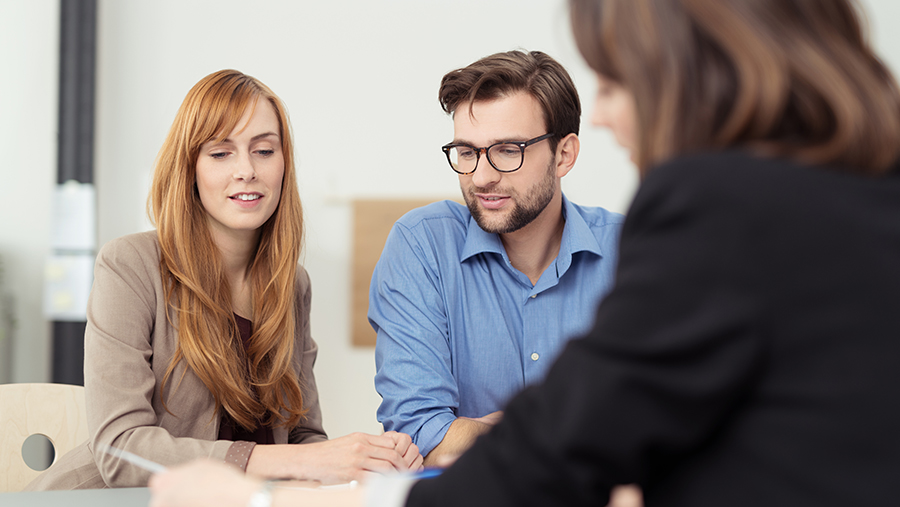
[{"x1": 447, "y1": 143, "x2": 523, "y2": 173}]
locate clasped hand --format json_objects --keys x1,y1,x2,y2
[{"x1": 246, "y1": 430, "x2": 423, "y2": 484}]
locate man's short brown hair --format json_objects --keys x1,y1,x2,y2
[{"x1": 439, "y1": 50, "x2": 581, "y2": 151}]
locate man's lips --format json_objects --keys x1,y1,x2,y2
[{"x1": 476, "y1": 194, "x2": 509, "y2": 210}]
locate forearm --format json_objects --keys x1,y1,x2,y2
[
  {"x1": 423, "y1": 417, "x2": 493, "y2": 467},
  {"x1": 245, "y1": 445, "x2": 289, "y2": 479}
]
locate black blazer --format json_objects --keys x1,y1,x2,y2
[{"x1": 407, "y1": 151, "x2": 900, "y2": 506}]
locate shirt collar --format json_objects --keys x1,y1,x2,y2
[{"x1": 459, "y1": 194, "x2": 604, "y2": 263}]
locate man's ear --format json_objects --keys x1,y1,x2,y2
[{"x1": 555, "y1": 133, "x2": 579, "y2": 178}]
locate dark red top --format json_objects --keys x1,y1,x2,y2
[{"x1": 217, "y1": 314, "x2": 275, "y2": 444}]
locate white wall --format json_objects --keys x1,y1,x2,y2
[
  {"x1": 3, "y1": 0, "x2": 900, "y2": 439},
  {"x1": 0, "y1": 0, "x2": 59, "y2": 383},
  {"x1": 91, "y1": 0, "x2": 636, "y2": 439}
]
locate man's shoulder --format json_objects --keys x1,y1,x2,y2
[
  {"x1": 395, "y1": 199, "x2": 470, "y2": 231},
  {"x1": 380, "y1": 200, "x2": 472, "y2": 264},
  {"x1": 566, "y1": 199, "x2": 626, "y2": 229}
]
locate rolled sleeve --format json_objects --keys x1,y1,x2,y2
[{"x1": 371, "y1": 222, "x2": 460, "y2": 455}]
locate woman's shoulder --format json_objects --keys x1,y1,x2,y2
[
  {"x1": 294, "y1": 264, "x2": 311, "y2": 294},
  {"x1": 645, "y1": 149, "x2": 861, "y2": 194},
  {"x1": 647, "y1": 150, "x2": 785, "y2": 189},
  {"x1": 98, "y1": 230, "x2": 160, "y2": 259},
  {"x1": 636, "y1": 150, "x2": 851, "y2": 215},
  {"x1": 95, "y1": 231, "x2": 162, "y2": 280}
]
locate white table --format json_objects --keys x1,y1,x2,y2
[{"x1": 0, "y1": 487, "x2": 151, "y2": 507}]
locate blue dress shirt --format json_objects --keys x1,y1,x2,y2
[{"x1": 370, "y1": 195, "x2": 624, "y2": 455}]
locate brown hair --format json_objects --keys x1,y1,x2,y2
[
  {"x1": 570, "y1": 0, "x2": 900, "y2": 174},
  {"x1": 438, "y1": 50, "x2": 581, "y2": 151},
  {"x1": 148, "y1": 69, "x2": 306, "y2": 430}
]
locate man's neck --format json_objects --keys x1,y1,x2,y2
[{"x1": 499, "y1": 193, "x2": 565, "y2": 286}]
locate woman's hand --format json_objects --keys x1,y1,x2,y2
[
  {"x1": 247, "y1": 431, "x2": 423, "y2": 484},
  {"x1": 149, "y1": 460, "x2": 259, "y2": 507},
  {"x1": 383, "y1": 430, "x2": 425, "y2": 472},
  {"x1": 150, "y1": 460, "x2": 365, "y2": 507}
]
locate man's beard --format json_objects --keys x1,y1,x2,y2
[{"x1": 463, "y1": 159, "x2": 557, "y2": 235}]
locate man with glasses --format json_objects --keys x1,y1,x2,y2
[{"x1": 370, "y1": 50, "x2": 624, "y2": 466}]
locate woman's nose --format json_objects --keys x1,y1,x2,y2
[{"x1": 232, "y1": 153, "x2": 257, "y2": 181}]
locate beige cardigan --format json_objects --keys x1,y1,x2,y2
[{"x1": 26, "y1": 231, "x2": 327, "y2": 490}]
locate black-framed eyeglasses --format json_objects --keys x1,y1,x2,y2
[{"x1": 441, "y1": 132, "x2": 554, "y2": 175}]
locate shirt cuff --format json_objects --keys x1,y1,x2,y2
[
  {"x1": 416, "y1": 414, "x2": 456, "y2": 456},
  {"x1": 224, "y1": 441, "x2": 257, "y2": 472},
  {"x1": 365, "y1": 474, "x2": 419, "y2": 507}
]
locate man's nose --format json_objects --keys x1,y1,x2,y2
[{"x1": 470, "y1": 150, "x2": 501, "y2": 188}]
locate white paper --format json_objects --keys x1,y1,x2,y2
[{"x1": 52, "y1": 180, "x2": 96, "y2": 251}]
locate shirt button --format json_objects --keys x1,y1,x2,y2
[
  {"x1": 531, "y1": 352, "x2": 540, "y2": 361},
  {"x1": 530, "y1": 294, "x2": 537, "y2": 299}
]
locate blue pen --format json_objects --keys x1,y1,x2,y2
[{"x1": 412, "y1": 468, "x2": 443, "y2": 479}]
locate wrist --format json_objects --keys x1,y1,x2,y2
[{"x1": 246, "y1": 444, "x2": 291, "y2": 479}]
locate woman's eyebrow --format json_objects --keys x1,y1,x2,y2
[
  {"x1": 250, "y1": 132, "x2": 279, "y2": 142},
  {"x1": 215, "y1": 132, "x2": 279, "y2": 145}
]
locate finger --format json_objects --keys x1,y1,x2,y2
[
  {"x1": 391, "y1": 433, "x2": 413, "y2": 456},
  {"x1": 383, "y1": 430, "x2": 413, "y2": 444},
  {"x1": 401, "y1": 443, "x2": 420, "y2": 468},
  {"x1": 365, "y1": 433, "x2": 400, "y2": 450},
  {"x1": 360, "y1": 456, "x2": 400, "y2": 474},
  {"x1": 409, "y1": 453, "x2": 424, "y2": 472},
  {"x1": 362, "y1": 445, "x2": 408, "y2": 471}
]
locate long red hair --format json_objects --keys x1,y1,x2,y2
[{"x1": 148, "y1": 69, "x2": 306, "y2": 430}]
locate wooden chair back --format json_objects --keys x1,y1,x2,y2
[{"x1": 0, "y1": 383, "x2": 89, "y2": 492}]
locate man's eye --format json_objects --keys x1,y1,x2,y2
[{"x1": 496, "y1": 146, "x2": 520, "y2": 158}]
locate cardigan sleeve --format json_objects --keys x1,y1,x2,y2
[
  {"x1": 86, "y1": 234, "x2": 233, "y2": 487},
  {"x1": 405, "y1": 159, "x2": 771, "y2": 506}
]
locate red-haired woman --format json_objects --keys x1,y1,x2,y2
[{"x1": 27, "y1": 69, "x2": 421, "y2": 491}]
